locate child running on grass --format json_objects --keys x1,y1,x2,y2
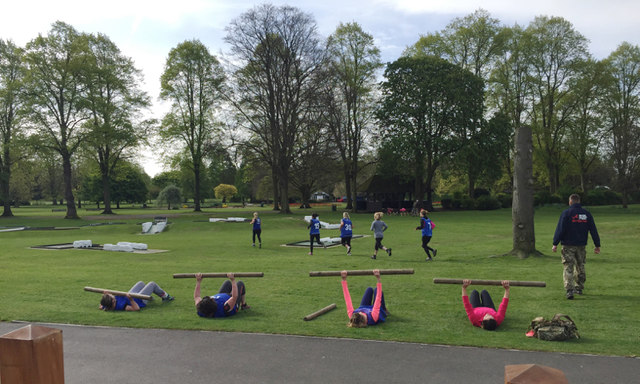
[
  {"x1": 250, "y1": 212, "x2": 262, "y2": 248},
  {"x1": 370, "y1": 211, "x2": 391, "y2": 259},
  {"x1": 340, "y1": 212, "x2": 353, "y2": 255},
  {"x1": 416, "y1": 209, "x2": 437, "y2": 261},
  {"x1": 307, "y1": 212, "x2": 323, "y2": 255}
]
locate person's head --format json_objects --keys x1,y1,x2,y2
[
  {"x1": 420, "y1": 209, "x2": 429, "y2": 218},
  {"x1": 253, "y1": 212, "x2": 258, "y2": 218},
  {"x1": 347, "y1": 312, "x2": 368, "y2": 328},
  {"x1": 374, "y1": 212, "x2": 382, "y2": 220},
  {"x1": 343, "y1": 212, "x2": 350, "y2": 219},
  {"x1": 100, "y1": 293, "x2": 116, "y2": 311},
  {"x1": 569, "y1": 194, "x2": 581, "y2": 205},
  {"x1": 481, "y1": 314, "x2": 497, "y2": 331},
  {"x1": 196, "y1": 297, "x2": 218, "y2": 318},
  {"x1": 312, "y1": 212, "x2": 318, "y2": 219}
]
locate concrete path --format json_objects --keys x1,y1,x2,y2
[{"x1": 0, "y1": 322, "x2": 637, "y2": 383}]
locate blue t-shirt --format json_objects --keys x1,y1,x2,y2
[
  {"x1": 340, "y1": 218, "x2": 353, "y2": 238},
  {"x1": 309, "y1": 218, "x2": 321, "y2": 235},
  {"x1": 253, "y1": 218, "x2": 261, "y2": 230},
  {"x1": 114, "y1": 295, "x2": 146, "y2": 311},
  {"x1": 421, "y1": 217, "x2": 433, "y2": 237},
  {"x1": 354, "y1": 306, "x2": 387, "y2": 325},
  {"x1": 197, "y1": 293, "x2": 238, "y2": 318}
]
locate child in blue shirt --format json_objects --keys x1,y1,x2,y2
[
  {"x1": 307, "y1": 212, "x2": 323, "y2": 255},
  {"x1": 340, "y1": 212, "x2": 353, "y2": 255},
  {"x1": 250, "y1": 212, "x2": 262, "y2": 248},
  {"x1": 416, "y1": 209, "x2": 437, "y2": 261}
]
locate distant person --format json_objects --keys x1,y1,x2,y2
[
  {"x1": 194, "y1": 273, "x2": 249, "y2": 318},
  {"x1": 307, "y1": 212, "x2": 323, "y2": 255},
  {"x1": 340, "y1": 212, "x2": 353, "y2": 255},
  {"x1": 461, "y1": 279, "x2": 509, "y2": 331},
  {"x1": 416, "y1": 209, "x2": 437, "y2": 261},
  {"x1": 552, "y1": 193, "x2": 601, "y2": 299},
  {"x1": 250, "y1": 212, "x2": 262, "y2": 248},
  {"x1": 99, "y1": 281, "x2": 174, "y2": 311},
  {"x1": 341, "y1": 269, "x2": 388, "y2": 327},
  {"x1": 370, "y1": 212, "x2": 391, "y2": 259}
]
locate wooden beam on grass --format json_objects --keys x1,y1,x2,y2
[
  {"x1": 432, "y1": 278, "x2": 546, "y2": 287},
  {"x1": 303, "y1": 303, "x2": 337, "y2": 321},
  {"x1": 309, "y1": 269, "x2": 414, "y2": 277},
  {"x1": 84, "y1": 286, "x2": 152, "y2": 300},
  {"x1": 173, "y1": 272, "x2": 264, "y2": 279}
]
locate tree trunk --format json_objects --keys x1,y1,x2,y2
[
  {"x1": 509, "y1": 125, "x2": 541, "y2": 258},
  {"x1": 271, "y1": 168, "x2": 280, "y2": 211},
  {"x1": 344, "y1": 163, "x2": 353, "y2": 210},
  {"x1": 62, "y1": 152, "x2": 79, "y2": 219},
  {"x1": 0, "y1": 164, "x2": 13, "y2": 217},
  {"x1": 193, "y1": 160, "x2": 202, "y2": 212},
  {"x1": 101, "y1": 171, "x2": 113, "y2": 215},
  {"x1": 350, "y1": 158, "x2": 359, "y2": 213},
  {"x1": 279, "y1": 167, "x2": 291, "y2": 214}
]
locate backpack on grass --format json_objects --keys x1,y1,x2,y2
[{"x1": 527, "y1": 313, "x2": 579, "y2": 341}]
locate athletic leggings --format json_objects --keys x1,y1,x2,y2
[
  {"x1": 360, "y1": 287, "x2": 387, "y2": 313},
  {"x1": 309, "y1": 234, "x2": 321, "y2": 253},
  {"x1": 422, "y1": 235, "x2": 435, "y2": 257},
  {"x1": 128, "y1": 281, "x2": 167, "y2": 304},
  {"x1": 253, "y1": 229, "x2": 262, "y2": 244},
  {"x1": 469, "y1": 289, "x2": 496, "y2": 310},
  {"x1": 218, "y1": 279, "x2": 246, "y2": 297},
  {"x1": 374, "y1": 237, "x2": 384, "y2": 250}
]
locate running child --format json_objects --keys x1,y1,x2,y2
[
  {"x1": 250, "y1": 212, "x2": 262, "y2": 248},
  {"x1": 416, "y1": 209, "x2": 437, "y2": 261},
  {"x1": 370, "y1": 211, "x2": 391, "y2": 259},
  {"x1": 340, "y1": 212, "x2": 353, "y2": 255},
  {"x1": 307, "y1": 212, "x2": 323, "y2": 255}
]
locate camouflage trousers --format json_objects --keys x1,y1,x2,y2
[{"x1": 561, "y1": 245, "x2": 587, "y2": 292}]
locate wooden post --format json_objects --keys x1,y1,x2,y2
[
  {"x1": 172, "y1": 272, "x2": 264, "y2": 279},
  {"x1": 309, "y1": 269, "x2": 414, "y2": 277},
  {"x1": 0, "y1": 325, "x2": 64, "y2": 384},
  {"x1": 433, "y1": 278, "x2": 546, "y2": 287},
  {"x1": 83, "y1": 286, "x2": 152, "y2": 300},
  {"x1": 303, "y1": 303, "x2": 337, "y2": 321}
]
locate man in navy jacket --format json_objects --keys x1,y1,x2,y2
[{"x1": 552, "y1": 194, "x2": 601, "y2": 299}]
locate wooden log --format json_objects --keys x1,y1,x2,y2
[
  {"x1": 172, "y1": 272, "x2": 264, "y2": 279},
  {"x1": 432, "y1": 278, "x2": 546, "y2": 287},
  {"x1": 303, "y1": 303, "x2": 337, "y2": 321},
  {"x1": 83, "y1": 286, "x2": 152, "y2": 300},
  {"x1": 309, "y1": 269, "x2": 414, "y2": 277}
]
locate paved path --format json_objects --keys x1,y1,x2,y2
[{"x1": 0, "y1": 322, "x2": 637, "y2": 383}]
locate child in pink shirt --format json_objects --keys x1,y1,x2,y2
[
  {"x1": 461, "y1": 279, "x2": 509, "y2": 330},
  {"x1": 341, "y1": 269, "x2": 388, "y2": 327}
]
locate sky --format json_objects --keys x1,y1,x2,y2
[{"x1": 2, "y1": 0, "x2": 639, "y2": 176}]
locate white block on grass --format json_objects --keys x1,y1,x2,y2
[
  {"x1": 141, "y1": 222, "x2": 153, "y2": 233},
  {"x1": 117, "y1": 242, "x2": 148, "y2": 250},
  {"x1": 103, "y1": 243, "x2": 134, "y2": 252},
  {"x1": 227, "y1": 217, "x2": 246, "y2": 222},
  {"x1": 73, "y1": 240, "x2": 93, "y2": 248},
  {"x1": 209, "y1": 218, "x2": 224, "y2": 222}
]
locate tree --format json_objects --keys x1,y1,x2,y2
[
  {"x1": 157, "y1": 184, "x2": 182, "y2": 210},
  {"x1": 225, "y1": 4, "x2": 326, "y2": 214},
  {"x1": 0, "y1": 39, "x2": 27, "y2": 217},
  {"x1": 601, "y1": 42, "x2": 640, "y2": 207},
  {"x1": 109, "y1": 162, "x2": 148, "y2": 208},
  {"x1": 377, "y1": 56, "x2": 484, "y2": 210},
  {"x1": 159, "y1": 39, "x2": 225, "y2": 212},
  {"x1": 24, "y1": 22, "x2": 90, "y2": 219},
  {"x1": 84, "y1": 32, "x2": 150, "y2": 214},
  {"x1": 325, "y1": 22, "x2": 382, "y2": 211},
  {"x1": 213, "y1": 183, "x2": 237, "y2": 203}
]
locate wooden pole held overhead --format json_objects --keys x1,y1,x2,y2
[
  {"x1": 303, "y1": 303, "x2": 337, "y2": 321},
  {"x1": 432, "y1": 278, "x2": 546, "y2": 287},
  {"x1": 173, "y1": 272, "x2": 264, "y2": 279},
  {"x1": 83, "y1": 286, "x2": 153, "y2": 300},
  {"x1": 309, "y1": 269, "x2": 414, "y2": 277}
]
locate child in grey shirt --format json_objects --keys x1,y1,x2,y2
[{"x1": 370, "y1": 212, "x2": 392, "y2": 259}]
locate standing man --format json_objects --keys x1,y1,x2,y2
[{"x1": 552, "y1": 194, "x2": 601, "y2": 300}]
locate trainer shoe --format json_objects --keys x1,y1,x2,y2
[
  {"x1": 566, "y1": 291, "x2": 574, "y2": 300},
  {"x1": 259, "y1": 243, "x2": 262, "y2": 249},
  {"x1": 433, "y1": 249, "x2": 437, "y2": 257},
  {"x1": 575, "y1": 289, "x2": 583, "y2": 295},
  {"x1": 347, "y1": 251, "x2": 352, "y2": 256},
  {"x1": 241, "y1": 303, "x2": 251, "y2": 310},
  {"x1": 308, "y1": 252, "x2": 313, "y2": 256},
  {"x1": 425, "y1": 258, "x2": 432, "y2": 262},
  {"x1": 162, "y1": 295, "x2": 175, "y2": 302},
  {"x1": 371, "y1": 254, "x2": 376, "y2": 259},
  {"x1": 387, "y1": 248, "x2": 392, "y2": 256}
]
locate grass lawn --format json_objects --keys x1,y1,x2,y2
[{"x1": 0, "y1": 204, "x2": 638, "y2": 357}]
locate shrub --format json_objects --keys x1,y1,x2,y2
[
  {"x1": 476, "y1": 195, "x2": 501, "y2": 210},
  {"x1": 585, "y1": 189, "x2": 622, "y2": 205},
  {"x1": 496, "y1": 193, "x2": 512, "y2": 208},
  {"x1": 441, "y1": 197, "x2": 453, "y2": 210}
]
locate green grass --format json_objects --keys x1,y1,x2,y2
[{"x1": 1, "y1": 204, "x2": 639, "y2": 357}]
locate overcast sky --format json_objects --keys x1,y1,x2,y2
[{"x1": 2, "y1": 0, "x2": 638, "y2": 176}]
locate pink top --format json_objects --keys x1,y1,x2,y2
[
  {"x1": 462, "y1": 295, "x2": 509, "y2": 327},
  {"x1": 342, "y1": 281, "x2": 383, "y2": 322}
]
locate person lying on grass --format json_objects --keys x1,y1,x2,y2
[
  {"x1": 100, "y1": 281, "x2": 174, "y2": 311},
  {"x1": 194, "y1": 272, "x2": 250, "y2": 318},
  {"x1": 461, "y1": 279, "x2": 509, "y2": 331},
  {"x1": 341, "y1": 269, "x2": 388, "y2": 327}
]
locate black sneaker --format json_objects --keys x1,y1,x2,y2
[
  {"x1": 162, "y1": 295, "x2": 175, "y2": 302},
  {"x1": 259, "y1": 243, "x2": 262, "y2": 249},
  {"x1": 371, "y1": 254, "x2": 377, "y2": 259},
  {"x1": 575, "y1": 289, "x2": 583, "y2": 295},
  {"x1": 426, "y1": 257, "x2": 432, "y2": 262},
  {"x1": 387, "y1": 248, "x2": 392, "y2": 256},
  {"x1": 566, "y1": 291, "x2": 574, "y2": 300},
  {"x1": 433, "y1": 249, "x2": 437, "y2": 257}
]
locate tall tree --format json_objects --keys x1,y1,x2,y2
[
  {"x1": 84, "y1": 32, "x2": 150, "y2": 214},
  {"x1": 325, "y1": 22, "x2": 382, "y2": 211},
  {"x1": 24, "y1": 22, "x2": 90, "y2": 219},
  {"x1": 601, "y1": 42, "x2": 640, "y2": 207},
  {"x1": 525, "y1": 16, "x2": 589, "y2": 193},
  {"x1": 159, "y1": 39, "x2": 225, "y2": 212},
  {"x1": 225, "y1": 4, "x2": 326, "y2": 213},
  {"x1": 377, "y1": 56, "x2": 484, "y2": 210},
  {"x1": 0, "y1": 39, "x2": 27, "y2": 217}
]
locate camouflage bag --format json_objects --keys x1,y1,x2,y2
[{"x1": 528, "y1": 314, "x2": 579, "y2": 341}]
